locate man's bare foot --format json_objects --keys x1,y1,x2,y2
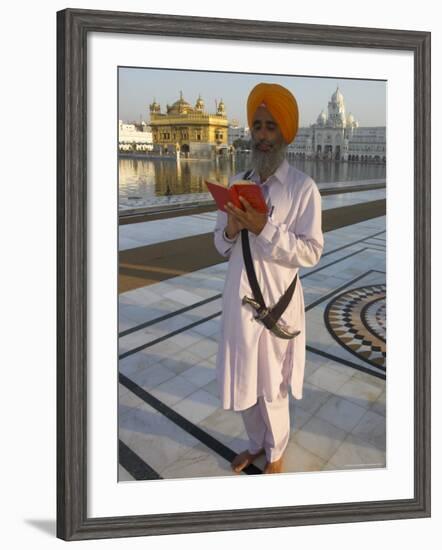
[
  {"x1": 263, "y1": 455, "x2": 284, "y2": 474},
  {"x1": 231, "y1": 449, "x2": 265, "y2": 473}
]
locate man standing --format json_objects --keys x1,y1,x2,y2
[{"x1": 213, "y1": 83, "x2": 324, "y2": 474}]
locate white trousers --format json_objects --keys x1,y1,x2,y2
[{"x1": 240, "y1": 390, "x2": 290, "y2": 463}]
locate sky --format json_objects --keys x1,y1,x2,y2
[{"x1": 118, "y1": 66, "x2": 386, "y2": 128}]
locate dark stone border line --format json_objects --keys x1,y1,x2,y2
[
  {"x1": 306, "y1": 345, "x2": 386, "y2": 380},
  {"x1": 119, "y1": 233, "x2": 383, "y2": 339},
  {"x1": 321, "y1": 229, "x2": 385, "y2": 258},
  {"x1": 119, "y1": 312, "x2": 220, "y2": 360},
  {"x1": 362, "y1": 239, "x2": 386, "y2": 248},
  {"x1": 119, "y1": 373, "x2": 262, "y2": 476},
  {"x1": 119, "y1": 251, "x2": 386, "y2": 360},
  {"x1": 365, "y1": 244, "x2": 386, "y2": 249},
  {"x1": 301, "y1": 247, "x2": 369, "y2": 276},
  {"x1": 118, "y1": 246, "x2": 373, "y2": 358},
  {"x1": 305, "y1": 269, "x2": 383, "y2": 311},
  {"x1": 362, "y1": 246, "x2": 387, "y2": 253},
  {"x1": 118, "y1": 439, "x2": 162, "y2": 480},
  {"x1": 119, "y1": 293, "x2": 220, "y2": 338},
  {"x1": 120, "y1": 269, "x2": 386, "y2": 376},
  {"x1": 364, "y1": 237, "x2": 386, "y2": 244}
]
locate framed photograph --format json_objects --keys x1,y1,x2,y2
[{"x1": 57, "y1": 8, "x2": 431, "y2": 541}]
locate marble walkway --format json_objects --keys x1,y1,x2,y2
[
  {"x1": 118, "y1": 186, "x2": 386, "y2": 481},
  {"x1": 119, "y1": 187, "x2": 385, "y2": 251}
]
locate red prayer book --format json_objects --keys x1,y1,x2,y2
[{"x1": 205, "y1": 179, "x2": 267, "y2": 213}]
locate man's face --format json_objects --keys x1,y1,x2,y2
[
  {"x1": 251, "y1": 106, "x2": 285, "y2": 151},
  {"x1": 250, "y1": 106, "x2": 287, "y2": 177}
]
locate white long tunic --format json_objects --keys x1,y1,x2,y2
[{"x1": 213, "y1": 159, "x2": 324, "y2": 411}]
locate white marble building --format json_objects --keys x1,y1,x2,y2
[
  {"x1": 118, "y1": 120, "x2": 154, "y2": 152},
  {"x1": 287, "y1": 87, "x2": 386, "y2": 162},
  {"x1": 228, "y1": 122, "x2": 250, "y2": 146}
]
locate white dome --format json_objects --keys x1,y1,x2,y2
[
  {"x1": 332, "y1": 86, "x2": 344, "y2": 104},
  {"x1": 346, "y1": 113, "x2": 359, "y2": 128},
  {"x1": 317, "y1": 110, "x2": 327, "y2": 124}
]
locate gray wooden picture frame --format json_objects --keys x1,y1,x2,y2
[{"x1": 56, "y1": 7, "x2": 431, "y2": 541}]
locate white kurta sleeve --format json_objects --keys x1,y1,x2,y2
[
  {"x1": 213, "y1": 208, "x2": 238, "y2": 258},
  {"x1": 255, "y1": 180, "x2": 324, "y2": 268}
]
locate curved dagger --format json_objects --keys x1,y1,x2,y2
[{"x1": 242, "y1": 295, "x2": 301, "y2": 340}]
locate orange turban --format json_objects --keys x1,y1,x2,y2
[{"x1": 247, "y1": 83, "x2": 299, "y2": 144}]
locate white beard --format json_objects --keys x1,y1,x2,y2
[{"x1": 250, "y1": 138, "x2": 288, "y2": 181}]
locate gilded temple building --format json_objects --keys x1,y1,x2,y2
[{"x1": 149, "y1": 92, "x2": 230, "y2": 157}]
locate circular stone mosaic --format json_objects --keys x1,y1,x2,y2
[{"x1": 324, "y1": 284, "x2": 386, "y2": 370}]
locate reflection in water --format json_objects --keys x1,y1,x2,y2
[{"x1": 119, "y1": 154, "x2": 386, "y2": 202}]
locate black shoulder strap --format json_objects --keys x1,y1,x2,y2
[
  {"x1": 240, "y1": 167, "x2": 298, "y2": 326},
  {"x1": 241, "y1": 229, "x2": 265, "y2": 307}
]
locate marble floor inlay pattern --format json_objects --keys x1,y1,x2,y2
[
  {"x1": 118, "y1": 202, "x2": 387, "y2": 481},
  {"x1": 324, "y1": 284, "x2": 386, "y2": 371}
]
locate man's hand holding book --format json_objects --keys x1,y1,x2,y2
[{"x1": 225, "y1": 196, "x2": 268, "y2": 236}]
